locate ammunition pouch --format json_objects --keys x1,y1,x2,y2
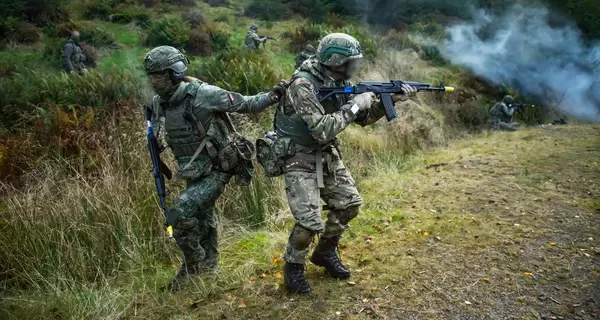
[
  {"x1": 256, "y1": 137, "x2": 295, "y2": 177},
  {"x1": 217, "y1": 132, "x2": 256, "y2": 186}
]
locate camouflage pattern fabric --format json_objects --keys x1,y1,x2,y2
[
  {"x1": 170, "y1": 170, "x2": 231, "y2": 270},
  {"x1": 278, "y1": 56, "x2": 385, "y2": 265},
  {"x1": 62, "y1": 39, "x2": 86, "y2": 74},
  {"x1": 244, "y1": 29, "x2": 263, "y2": 50},
  {"x1": 294, "y1": 45, "x2": 316, "y2": 69},
  {"x1": 489, "y1": 101, "x2": 517, "y2": 131},
  {"x1": 283, "y1": 159, "x2": 363, "y2": 264}
]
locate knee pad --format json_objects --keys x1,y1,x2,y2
[
  {"x1": 289, "y1": 224, "x2": 316, "y2": 250},
  {"x1": 337, "y1": 205, "x2": 360, "y2": 225}
]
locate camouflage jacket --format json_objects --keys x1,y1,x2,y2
[
  {"x1": 244, "y1": 30, "x2": 262, "y2": 49},
  {"x1": 276, "y1": 58, "x2": 386, "y2": 151},
  {"x1": 490, "y1": 101, "x2": 514, "y2": 122},
  {"x1": 62, "y1": 39, "x2": 86, "y2": 73},
  {"x1": 151, "y1": 78, "x2": 273, "y2": 180}
]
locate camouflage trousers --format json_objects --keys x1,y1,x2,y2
[
  {"x1": 283, "y1": 160, "x2": 363, "y2": 264},
  {"x1": 169, "y1": 170, "x2": 232, "y2": 271},
  {"x1": 490, "y1": 118, "x2": 518, "y2": 131}
]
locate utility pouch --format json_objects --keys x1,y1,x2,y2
[{"x1": 256, "y1": 136, "x2": 294, "y2": 177}]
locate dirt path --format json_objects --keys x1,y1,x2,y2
[{"x1": 120, "y1": 125, "x2": 600, "y2": 320}]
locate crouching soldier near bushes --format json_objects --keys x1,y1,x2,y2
[
  {"x1": 489, "y1": 95, "x2": 519, "y2": 131},
  {"x1": 143, "y1": 46, "x2": 287, "y2": 290},
  {"x1": 256, "y1": 33, "x2": 418, "y2": 294}
]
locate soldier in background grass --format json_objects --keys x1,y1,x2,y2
[
  {"x1": 266, "y1": 33, "x2": 418, "y2": 294},
  {"x1": 244, "y1": 24, "x2": 267, "y2": 50},
  {"x1": 295, "y1": 44, "x2": 316, "y2": 69},
  {"x1": 62, "y1": 31, "x2": 87, "y2": 75},
  {"x1": 143, "y1": 46, "x2": 287, "y2": 290},
  {"x1": 489, "y1": 95, "x2": 519, "y2": 131}
]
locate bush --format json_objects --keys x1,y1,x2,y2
[
  {"x1": 80, "y1": 42, "x2": 100, "y2": 67},
  {"x1": 111, "y1": 4, "x2": 152, "y2": 28},
  {"x1": 165, "y1": 0, "x2": 196, "y2": 6},
  {"x1": 187, "y1": 29, "x2": 213, "y2": 56},
  {"x1": 182, "y1": 11, "x2": 206, "y2": 28},
  {"x1": 188, "y1": 49, "x2": 280, "y2": 95},
  {"x1": 55, "y1": 21, "x2": 117, "y2": 47},
  {"x1": 202, "y1": 0, "x2": 231, "y2": 6},
  {"x1": 289, "y1": 0, "x2": 334, "y2": 23},
  {"x1": 0, "y1": 18, "x2": 41, "y2": 44},
  {"x1": 288, "y1": 24, "x2": 324, "y2": 53},
  {"x1": 245, "y1": 0, "x2": 291, "y2": 21},
  {"x1": 146, "y1": 16, "x2": 190, "y2": 48},
  {"x1": 84, "y1": 0, "x2": 116, "y2": 20}
]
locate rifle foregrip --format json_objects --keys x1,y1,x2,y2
[{"x1": 381, "y1": 93, "x2": 397, "y2": 121}]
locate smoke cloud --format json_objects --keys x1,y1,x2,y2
[{"x1": 440, "y1": 5, "x2": 600, "y2": 121}]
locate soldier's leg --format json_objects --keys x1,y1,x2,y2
[
  {"x1": 283, "y1": 170, "x2": 323, "y2": 294},
  {"x1": 498, "y1": 121, "x2": 517, "y2": 131},
  {"x1": 311, "y1": 160, "x2": 363, "y2": 279},
  {"x1": 169, "y1": 171, "x2": 231, "y2": 287}
]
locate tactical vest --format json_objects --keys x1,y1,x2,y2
[
  {"x1": 244, "y1": 31, "x2": 258, "y2": 49},
  {"x1": 66, "y1": 41, "x2": 86, "y2": 65},
  {"x1": 274, "y1": 71, "x2": 347, "y2": 149},
  {"x1": 489, "y1": 102, "x2": 510, "y2": 122}
]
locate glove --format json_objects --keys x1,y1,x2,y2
[
  {"x1": 392, "y1": 83, "x2": 417, "y2": 103},
  {"x1": 268, "y1": 80, "x2": 288, "y2": 103},
  {"x1": 350, "y1": 92, "x2": 376, "y2": 112}
]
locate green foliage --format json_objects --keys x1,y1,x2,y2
[
  {"x1": 1, "y1": 0, "x2": 69, "y2": 24},
  {"x1": 289, "y1": 0, "x2": 334, "y2": 23},
  {"x1": 164, "y1": 0, "x2": 196, "y2": 6},
  {"x1": 146, "y1": 16, "x2": 190, "y2": 48},
  {"x1": 546, "y1": 0, "x2": 600, "y2": 39},
  {"x1": 112, "y1": 4, "x2": 152, "y2": 28},
  {"x1": 202, "y1": 0, "x2": 230, "y2": 6},
  {"x1": 0, "y1": 17, "x2": 41, "y2": 44},
  {"x1": 84, "y1": 0, "x2": 116, "y2": 20},
  {"x1": 189, "y1": 49, "x2": 279, "y2": 95},
  {"x1": 55, "y1": 20, "x2": 117, "y2": 47},
  {"x1": 245, "y1": 0, "x2": 292, "y2": 21},
  {"x1": 288, "y1": 24, "x2": 325, "y2": 53},
  {"x1": 182, "y1": 11, "x2": 206, "y2": 28}
]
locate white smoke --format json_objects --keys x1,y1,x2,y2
[{"x1": 440, "y1": 5, "x2": 600, "y2": 121}]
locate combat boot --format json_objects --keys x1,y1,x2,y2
[
  {"x1": 168, "y1": 263, "x2": 203, "y2": 292},
  {"x1": 310, "y1": 236, "x2": 351, "y2": 279},
  {"x1": 283, "y1": 262, "x2": 311, "y2": 294}
]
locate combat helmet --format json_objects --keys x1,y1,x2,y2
[
  {"x1": 143, "y1": 46, "x2": 189, "y2": 74},
  {"x1": 503, "y1": 95, "x2": 515, "y2": 104},
  {"x1": 305, "y1": 44, "x2": 316, "y2": 54},
  {"x1": 316, "y1": 33, "x2": 363, "y2": 67},
  {"x1": 250, "y1": 24, "x2": 258, "y2": 31}
]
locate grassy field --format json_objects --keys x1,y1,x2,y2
[{"x1": 2, "y1": 124, "x2": 598, "y2": 320}]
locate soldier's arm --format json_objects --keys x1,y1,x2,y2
[
  {"x1": 252, "y1": 33, "x2": 266, "y2": 43},
  {"x1": 292, "y1": 78, "x2": 358, "y2": 144},
  {"x1": 150, "y1": 96, "x2": 165, "y2": 136},
  {"x1": 196, "y1": 82, "x2": 274, "y2": 114},
  {"x1": 502, "y1": 104, "x2": 515, "y2": 117},
  {"x1": 62, "y1": 44, "x2": 74, "y2": 73}
]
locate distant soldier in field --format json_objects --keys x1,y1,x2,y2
[
  {"x1": 143, "y1": 46, "x2": 287, "y2": 290},
  {"x1": 263, "y1": 33, "x2": 418, "y2": 294},
  {"x1": 295, "y1": 44, "x2": 316, "y2": 69},
  {"x1": 62, "y1": 31, "x2": 87, "y2": 75},
  {"x1": 489, "y1": 95, "x2": 519, "y2": 131},
  {"x1": 244, "y1": 24, "x2": 267, "y2": 50}
]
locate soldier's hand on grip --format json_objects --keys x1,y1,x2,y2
[
  {"x1": 351, "y1": 92, "x2": 376, "y2": 112},
  {"x1": 269, "y1": 80, "x2": 289, "y2": 103},
  {"x1": 392, "y1": 84, "x2": 417, "y2": 102}
]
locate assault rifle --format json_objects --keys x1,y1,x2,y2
[
  {"x1": 317, "y1": 81, "x2": 455, "y2": 121},
  {"x1": 259, "y1": 35, "x2": 278, "y2": 49},
  {"x1": 512, "y1": 103, "x2": 535, "y2": 113},
  {"x1": 145, "y1": 106, "x2": 174, "y2": 238}
]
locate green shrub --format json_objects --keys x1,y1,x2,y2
[
  {"x1": 55, "y1": 21, "x2": 117, "y2": 47},
  {"x1": 84, "y1": 0, "x2": 116, "y2": 20},
  {"x1": 1, "y1": 0, "x2": 69, "y2": 25},
  {"x1": 146, "y1": 16, "x2": 190, "y2": 48},
  {"x1": 182, "y1": 11, "x2": 206, "y2": 28},
  {"x1": 289, "y1": 0, "x2": 334, "y2": 23},
  {"x1": 0, "y1": 18, "x2": 41, "y2": 44},
  {"x1": 288, "y1": 24, "x2": 324, "y2": 53},
  {"x1": 202, "y1": 0, "x2": 231, "y2": 6},
  {"x1": 245, "y1": 0, "x2": 291, "y2": 21},
  {"x1": 188, "y1": 49, "x2": 280, "y2": 95},
  {"x1": 187, "y1": 29, "x2": 213, "y2": 56},
  {"x1": 111, "y1": 4, "x2": 152, "y2": 28},
  {"x1": 165, "y1": 0, "x2": 196, "y2": 6}
]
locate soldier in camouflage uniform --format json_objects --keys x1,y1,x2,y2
[
  {"x1": 62, "y1": 31, "x2": 87, "y2": 75},
  {"x1": 489, "y1": 95, "x2": 518, "y2": 131},
  {"x1": 274, "y1": 33, "x2": 418, "y2": 294},
  {"x1": 244, "y1": 24, "x2": 267, "y2": 50},
  {"x1": 295, "y1": 44, "x2": 316, "y2": 69},
  {"x1": 143, "y1": 46, "x2": 286, "y2": 289}
]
